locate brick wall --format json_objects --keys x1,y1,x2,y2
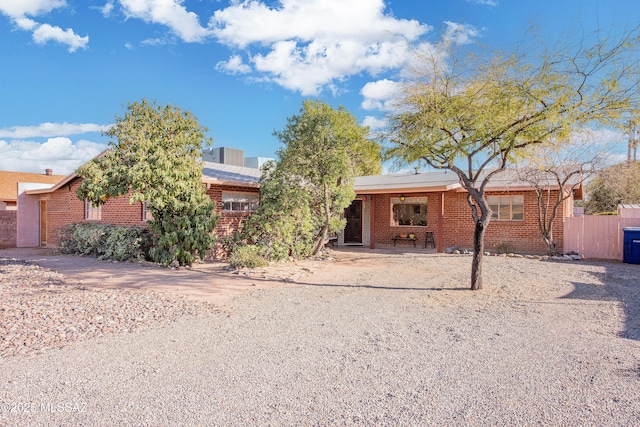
[
  {"x1": 441, "y1": 190, "x2": 565, "y2": 254},
  {"x1": 44, "y1": 178, "x2": 259, "y2": 258},
  {"x1": 0, "y1": 210, "x2": 17, "y2": 248},
  {"x1": 371, "y1": 192, "x2": 440, "y2": 248},
  {"x1": 207, "y1": 184, "x2": 259, "y2": 258},
  {"x1": 370, "y1": 189, "x2": 566, "y2": 254},
  {"x1": 45, "y1": 179, "x2": 147, "y2": 246}
]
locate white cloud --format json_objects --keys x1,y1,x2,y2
[
  {"x1": 0, "y1": 122, "x2": 112, "y2": 139},
  {"x1": 101, "y1": 1, "x2": 115, "y2": 17},
  {"x1": 362, "y1": 116, "x2": 387, "y2": 131},
  {"x1": 360, "y1": 79, "x2": 403, "y2": 111},
  {"x1": 118, "y1": 0, "x2": 210, "y2": 43},
  {"x1": 215, "y1": 54, "x2": 251, "y2": 74},
  {"x1": 0, "y1": 137, "x2": 107, "y2": 174},
  {"x1": 443, "y1": 21, "x2": 480, "y2": 45},
  {"x1": 467, "y1": 0, "x2": 498, "y2": 6},
  {"x1": 0, "y1": 0, "x2": 66, "y2": 17},
  {"x1": 0, "y1": 0, "x2": 89, "y2": 52},
  {"x1": 211, "y1": 0, "x2": 431, "y2": 96},
  {"x1": 32, "y1": 23, "x2": 89, "y2": 52}
]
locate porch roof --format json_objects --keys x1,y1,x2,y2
[
  {"x1": 355, "y1": 169, "x2": 583, "y2": 197},
  {"x1": 354, "y1": 171, "x2": 460, "y2": 194}
]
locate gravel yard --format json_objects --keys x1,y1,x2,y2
[{"x1": 0, "y1": 249, "x2": 639, "y2": 426}]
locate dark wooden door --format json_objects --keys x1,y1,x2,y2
[{"x1": 344, "y1": 200, "x2": 362, "y2": 243}]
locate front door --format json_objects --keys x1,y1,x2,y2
[
  {"x1": 40, "y1": 200, "x2": 47, "y2": 247},
  {"x1": 344, "y1": 200, "x2": 362, "y2": 244}
]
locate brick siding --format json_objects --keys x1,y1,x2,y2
[
  {"x1": 0, "y1": 210, "x2": 17, "y2": 248},
  {"x1": 370, "y1": 189, "x2": 566, "y2": 254},
  {"x1": 44, "y1": 178, "x2": 258, "y2": 259}
]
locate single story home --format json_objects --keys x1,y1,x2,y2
[
  {"x1": 12, "y1": 154, "x2": 581, "y2": 256},
  {"x1": 337, "y1": 169, "x2": 581, "y2": 255},
  {"x1": 19, "y1": 161, "x2": 261, "y2": 257},
  {"x1": 0, "y1": 169, "x2": 66, "y2": 248}
]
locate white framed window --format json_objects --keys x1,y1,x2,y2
[
  {"x1": 391, "y1": 197, "x2": 427, "y2": 227},
  {"x1": 84, "y1": 199, "x2": 101, "y2": 220},
  {"x1": 222, "y1": 192, "x2": 259, "y2": 212},
  {"x1": 142, "y1": 201, "x2": 153, "y2": 222},
  {"x1": 488, "y1": 195, "x2": 524, "y2": 221}
]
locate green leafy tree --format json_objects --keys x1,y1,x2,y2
[
  {"x1": 242, "y1": 161, "x2": 316, "y2": 260},
  {"x1": 76, "y1": 99, "x2": 218, "y2": 266},
  {"x1": 249, "y1": 99, "x2": 380, "y2": 258},
  {"x1": 388, "y1": 30, "x2": 640, "y2": 290},
  {"x1": 585, "y1": 161, "x2": 640, "y2": 213}
]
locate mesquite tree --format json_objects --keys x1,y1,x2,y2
[
  {"x1": 516, "y1": 139, "x2": 603, "y2": 255},
  {"x1": 388, "y1": 30, "x2": 640, "y2": 290}
]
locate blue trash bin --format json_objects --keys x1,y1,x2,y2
[{"x1": 622, "y1": 227, "x2": 640, "y2": 264}]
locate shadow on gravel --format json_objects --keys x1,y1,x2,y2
[
  {"x1": 294, "y1": 281, "x2": 469, "y2": 292},
  {"x1": 561, "y1": 260, "x2": 640, "y2": 341}
]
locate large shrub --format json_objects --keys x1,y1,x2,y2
[{"x1": 57, "y1": 223, "x2": 153, "y2": 262}]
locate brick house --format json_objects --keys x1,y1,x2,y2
[
  {"x1": 20, "y1": 162, "x2": 261, "y2": 256},
  {"x1": 337, "y1": 170, "x2": 581, "y2": 255},
  {"x1": 0, "y1": 169, "x2": 65, "y2": 248}
]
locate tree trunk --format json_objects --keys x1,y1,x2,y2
[
  {"x1": 541, "y1": 232, "x2": 557, "y2": 256},
  {"x1": 312, "y1": 182, "x2": 332, "y2": 256},
  {"x1": 471, "y1": 219, "x2": 486, "y2": 290}
]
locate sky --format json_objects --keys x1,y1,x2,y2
[{"x1": 0, "y1": 0, "x2": 639, "y2": 175}]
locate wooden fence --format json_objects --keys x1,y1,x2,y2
[{"x1": 564, "y1": 216, "x2": 640, "y2": 260}]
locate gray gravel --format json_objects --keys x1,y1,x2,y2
[
  {"x1": 1, "y1": 251, "x2": 639, "y2": 426},
  {"x1": 0, "y1": 258, "x2": 217, "y2": 358}
]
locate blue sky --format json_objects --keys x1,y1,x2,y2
[{"x1": 0, "y1": 0, "x2": 638, "y2": 174}]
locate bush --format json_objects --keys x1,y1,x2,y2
[
  {"x1": 494, "y1": 241, "x2": 514, "y2": 254},
  {"x1": 220, "y1": 230, "x2": 246, "y2": 256},
  {"x1": 56, "y1": 223, "x2": 153, "y2": 262},
  {"x1": 227, "y1": 245, "x2": 268, "y2": 269}
]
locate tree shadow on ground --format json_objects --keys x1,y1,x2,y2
[
  {"x1": 560, "y1": 260, "x2": 640, "y2": 341},
  {"x1": 292, "y1": 281, "x2": 469, "y2": 292}
]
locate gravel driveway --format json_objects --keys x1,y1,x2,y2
[{"x1": 1, "y1": 248, "x2": 639, "y2": 426}]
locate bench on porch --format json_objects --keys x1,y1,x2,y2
[{"x1": 391, "y1": 235, "x2": 417, "y2": 247}]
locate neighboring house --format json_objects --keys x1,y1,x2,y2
[
  {"x1": 337, "y1": 170, "x2": 581, "y2": 255},
  {"x1": 20, "y1": 162, "x2": 261, "y2": 257},
  {"x1": 0, "y1": 169, "x2": 65, "y2": 248}
]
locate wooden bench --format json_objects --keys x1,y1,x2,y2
[{"x1": 392, "y1": 235, "x2": 417, "y2": 247}]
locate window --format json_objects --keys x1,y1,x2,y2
[
  {"x1": 84, "y1": 199, "x2": 101, "y2": 220},
  {"x1": 222, "y1": 192, "x2": 259, "y2": 212},
  {"x1": 142, "y1": 201, "x2": 153, "y2": 222},
  {"x1": 488, "y1": 195, "x2": 524, "y2": 221},
  {"x1": 391, "y1": 197, "x2": 427, "y2": 226}
]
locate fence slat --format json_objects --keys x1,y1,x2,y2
[{"x1": 564, "y1": 216, "x2": 640, "y2": 260}]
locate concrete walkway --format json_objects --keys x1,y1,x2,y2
[{"x1": 0, "y1": 247, "x2": 293, "y2": 305}]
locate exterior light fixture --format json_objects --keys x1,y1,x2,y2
[{"x1": 399, "y1": 195, "x2": 405, "y2": 202}]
